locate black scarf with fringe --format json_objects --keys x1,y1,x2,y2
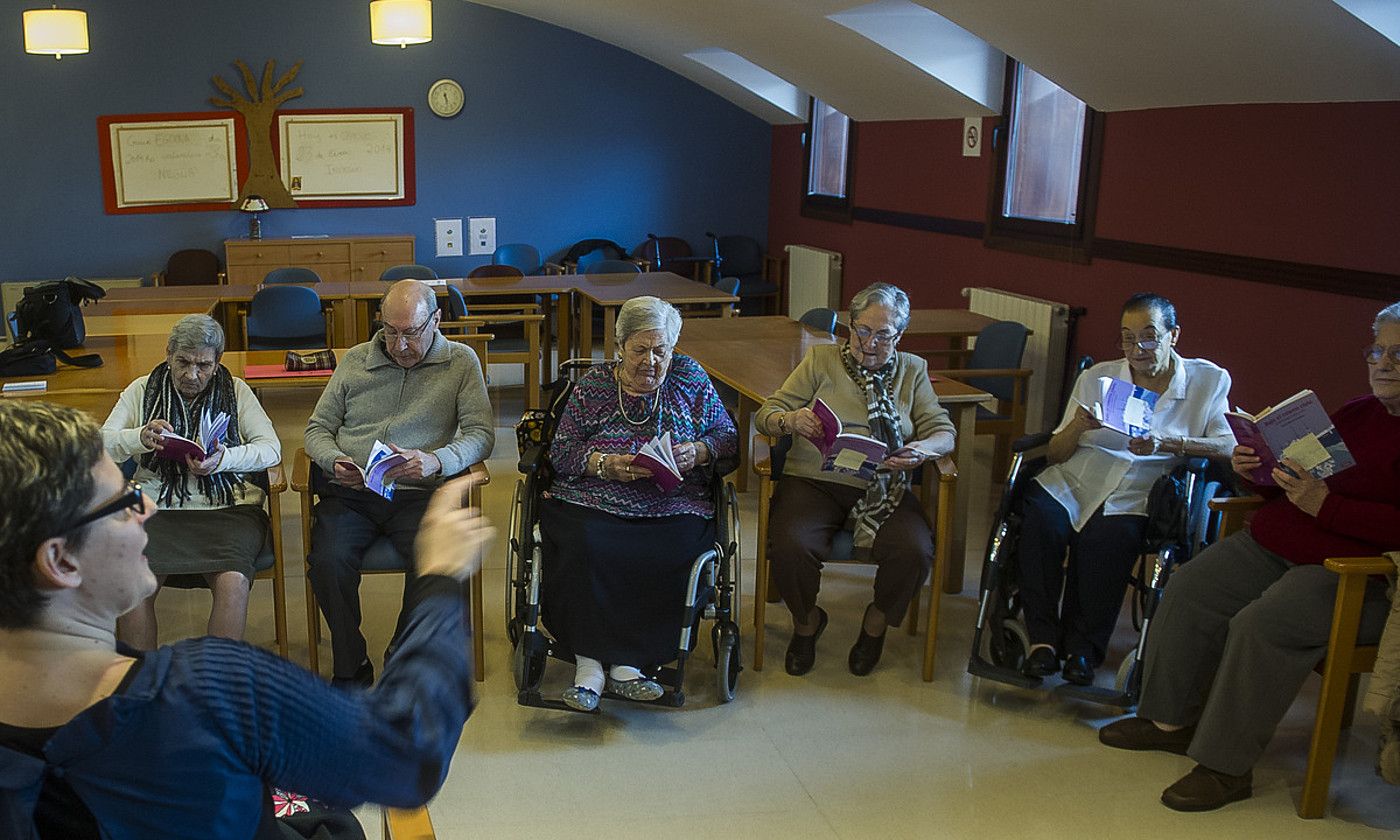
[{"x1": 138, "y1": 362, "x2": 245, "y2": 507}]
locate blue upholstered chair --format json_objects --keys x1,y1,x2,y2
[
  {"x1": 717, "y1": 234, "x2": 783, "y2": 315},
  {"x1": 493, "y1": 243, "x2": 541, "y2": 275},
  {"x1": 244, "y1": 285, "x2": 328, "y2": 351},
  {"x1": 799, "y1": 307, "x2": 837, "y2": 334},
  {"x1": 262, "y1": 266, "x2": 321, "y2": 285},
  {"x1": 379, "y1": 264, "x2": 438, "y2": 281}
]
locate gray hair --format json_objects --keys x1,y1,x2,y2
[
  {"x1": 166, "y1": 314, "x2": 225, "y2": 359},
  {"x1": 1374, "y1": 301, "x2": 1400, "y2": 338},
  {"x1": 615, "y1": 295, "x2": 682, "y2": 347},
  {"x1": 849, "y1": 282, "x2": 911, "y2": 332}
]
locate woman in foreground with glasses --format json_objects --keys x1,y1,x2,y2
[
  {"x1": 757, "y1": 282, "x2": 956, "y2": 677},
  {"x1": 0, "y1": 400, "x2": 489, "y2": 838},
  {"x1": 1099, "y1": 301, "x2": 1400, "y2": 812},
  {"x1": 1016, "y1": 293, "x2": 1235, "y2": 687}
]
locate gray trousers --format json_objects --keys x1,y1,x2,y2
[{"x1": 1139, "y1": 530, "x2": 1390, "y2": 775}]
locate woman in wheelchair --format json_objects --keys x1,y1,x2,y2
[
  {"x1": 541, "y1": 296, "x2": 737, "y2": 712},
  {"x1": 1100, "y1": 301, "x2": 1400, "y2": 812},
  {"x1": 756, "y1": 283, "x2": 955, "y2": 678},
  {"x1": 1017, "y1": 294, "x2": 1234, "y2": 686},
  {"x1": 98, "y1": 315, "x2": 281, "y2": 648}
]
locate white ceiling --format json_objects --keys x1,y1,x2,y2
[{"x1": 467, "y1": 0, "x2": 1400, "y2": 123}]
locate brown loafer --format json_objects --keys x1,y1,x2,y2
[
  {"x1": 1160, "y1": 764, "x2": 1252, "y2": 812},
  {"x1": 1098, "y1": 717, "x2": 1194, "y2": 756}
]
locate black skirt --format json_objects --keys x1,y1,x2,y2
[{"x1": 539, "y1": 498, "x2": 715, "y2": 668}]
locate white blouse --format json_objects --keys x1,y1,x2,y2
[
  {"x1": 1034, "y1": 353, "x2": 1233, "y2": 531},
  {"x1": 101, "y1": 375, "x2": 282, "y2": 510}
]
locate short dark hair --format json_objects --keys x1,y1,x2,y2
[
  {"x1": 0, "y1": 401, "x2": 105, "y2": 628},
  {"x1": 1122, "y1": 293, "x2": 1178, "y2": 331}
]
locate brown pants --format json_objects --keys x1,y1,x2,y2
[{"x1": 769, "y1": 476, "x2": 934, "y2": 626}]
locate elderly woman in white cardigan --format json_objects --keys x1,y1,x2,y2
[{"x1": 101, "y1": 314, "x2": 281, "y2": 648}]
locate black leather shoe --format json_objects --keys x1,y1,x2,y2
[
  {"x1": 1161, "y1": 764, "x2": 1252, "y2": 812},
  {"x1": 1098, "y1": 717, "x2": 1194, "y2": 756},
  {"x1": 1021, "y1": 646, "x2": 1059, "y2": 678},
  {"x1": 1061, "y1": 654, "x2": 1094, "y2": 686},
  {"x1": 331, "y1": 659, "x2": 374, "y2": 689},
  {"x1": 848, "y1": 627, "x2": 887, "y2": 676},
  {"x1": 785, "y1": 607, "x2": 828, "y2": 676}
]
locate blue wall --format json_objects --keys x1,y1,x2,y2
[{"x1": 0, "y1": 0, "x2": 771, "y2": 279}]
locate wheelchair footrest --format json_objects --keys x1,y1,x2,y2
[
  {"x1": 968, "y1": 654, "x2": 1042, "y2": 690},
  {"x1": 1054, "y1": 683, "x2": 1135, "y2": 709}
]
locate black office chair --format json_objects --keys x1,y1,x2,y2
[
  {"x1": 716, "y1": 235, "x2": 781, "y2": 315},
  {"x1": 581, "y1": 259, "x2": 642, "y2": 275},
  {"x1": 799, "y1": 307, "x2": 837, "y2": 334}
]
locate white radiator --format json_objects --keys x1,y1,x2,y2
[
  {"x1": 962, "y1": 287, "x2": 1074, "y2": 434},
  {"x1": 784, "y1": 244, "x2": 842, "y2": 319}
]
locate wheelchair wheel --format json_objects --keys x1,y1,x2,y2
[
  {"x1": 715, "y1": 622, "x2": 740, "y2": 703},
  {"x1": 987, "y1": 618, "x2": 1030, "y2": 671}
]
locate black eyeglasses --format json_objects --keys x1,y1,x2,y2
[
  {"x1": 381, "y1": 313, "x2": 437, "y2": 342},
  {"x1": 59, "y1": 481, "x2": 144, "y2": 536},
  {"x1": 1365, "y1": 344, "x2": 1400, "y2": 365}
]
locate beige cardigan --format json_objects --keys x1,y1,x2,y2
[{"x1": 754, "y1": 345, "x2": 954, "y2": 491}]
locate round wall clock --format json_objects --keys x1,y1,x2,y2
[{"x1": 428, "y1": 78, "x2": 464, "y2": 118}]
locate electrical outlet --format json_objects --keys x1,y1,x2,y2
[
  {"x1": 468, "y1": 217, "x2": 496, "y2": 256},
  {"x1": 435, "y1": 218, "x2": 463, "y2": 257}
]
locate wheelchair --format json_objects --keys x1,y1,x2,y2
[
  {"x1": 506, "y1": 361, "x2": 743, "y2": 711},
  {"x1": 966, "y1": 429, "x2": 1233, "y2": 710}
]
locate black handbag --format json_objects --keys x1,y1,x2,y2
[
  {"x1": 0, "y1": 338, "x2": 102, "y2": 376},
  {"x1": 15, "y1": 276, "x2": 106, "y2": 349}
]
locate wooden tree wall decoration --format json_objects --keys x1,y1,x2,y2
[{"x1": 210, "y1": 59, "x2": 304, "y2": 208}]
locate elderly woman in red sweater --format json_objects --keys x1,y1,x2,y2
[{"x1": 1099, "y1": 301, "x2": 1400, "y2": 812}]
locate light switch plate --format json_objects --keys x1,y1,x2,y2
[
  {"x1": 468, "y1": 217, "x2": 496, "y2": 256},
  {"x1": 434, "y1": 218, "x2": 463, "y2": 257}
]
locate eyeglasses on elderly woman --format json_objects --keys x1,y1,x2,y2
[
  {"x1": 53, "y1": 480, "x2": 145, "y2": 537},
  {"x1": 1365, "y1": 344, "x2": 1400, "y2": 365},
  {"x1": 853, "y1": 325, "x2": 902, "y2": 346}
]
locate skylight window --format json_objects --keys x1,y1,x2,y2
[
  {"x1": 1333, "y1": 0, "x2": 1400, "y2": 48},
  {"x1": 827, "y1": 0, "x2": 1003, "y2": 109},
  {"x1": 684, "y1": 49, "x2": 807, "y2": 118}
]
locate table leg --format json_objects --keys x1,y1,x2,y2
[
  {"x1": 557, "y1": 293, "x2": 574, "y2": 368},
  {"x1": 721, "y1": 303, "x2": 734, "y2": 318},
  {"x1": 735, "y1": 394, "x2": 753, "y2": 493},
  {"x1": 944, "y1": 402, "x2": 982, "y2": 593},
  {"x1": 526, "y1": 319, "x2": 540, "y2": 409},
  {"x1": 602, "y1": 306, "x2": 616, "y2": 361},
  {"x1": 541, "y1": 294, "x2": 556, "y2": 380},
  {"x1": 579, "y1": 298, "x2": 594, "y2": 362}
]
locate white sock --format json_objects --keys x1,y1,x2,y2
[
  {"x1": 609, "y1": 664, "x2": 646, "y2": 682},
  {"x1": 573, "y1": 656, "x2": 604, "y2": 694}
]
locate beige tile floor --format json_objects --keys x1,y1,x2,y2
[{"x1": 145, "y1": 382, "x2": 1399, "y2": 839}]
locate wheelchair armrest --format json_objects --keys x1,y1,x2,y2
[
  {"x1": 1208, "y1": 494, "x2": 1264, "y2": 512},
  {"x1": 1012, "y1": 432, "x2": 1052, "y2": 453},
  {"x1": 1185, "y1": 457, "x2": 1210, "y2": 473}
]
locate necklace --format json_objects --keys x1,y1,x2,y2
[{"x1": 616, "y1": 370, "x2": 663, "y2": 426}]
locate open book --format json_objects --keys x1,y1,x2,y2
[
  {"x1": 1225, "y1": 390, "x2": 1355, "y2": 486},
  {"x1": 155, "y1": 409, "x2": 229, "y2": 463},
  {"x1": 1080, "y1": 376, "x2": 1159, "y2": 437},
  {"x1": 351, "y1": 440, "x2": 410, "y2": 500},
  {"x1": 630, "y1": 431, "x2": 684, "y2": 493},
  {"x1": 811, "y1": 398, "x2": 890, "y2": 482}
]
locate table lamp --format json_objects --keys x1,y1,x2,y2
[{"x1": 239, "y1": 195, "x2": 269, "y2": 240}]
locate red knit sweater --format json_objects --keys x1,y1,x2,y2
[{"x1": 1250, "y1": 395, "x2": 1400, "y2": 566}]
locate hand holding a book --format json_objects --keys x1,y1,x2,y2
[
  {"x1": 333, "y1": 457, "x2": 366, "y2": 489},
  {"x1": 1071, "y1": 405, "x2": 1104, "y2": 434},
  {"x1": 670, "y1": 441, "x2": 707, "y2": 474},
  {"x1": 383, "y1": 444, "x2": 442, "y2": 482},
  {"x1": 139, "y1": 419, "x2": 174, "y2": 451},
  {"x1": 1230, "y1": 445, "x2": 1262, "y2": 483},
  {"x1": 414, "y1": 474, "x2": 495, "y2": 581},
  {"x1": 1274, "y1": 457, "x2": 1329, "y2": 516},
  {"x1": 602, "y1": 453, "x2": 652, "y2": 482},
  {"x1": 185, "y1": 441, "x2": 225, "y2": 477},
  {"x1": 780, "y1": 407, "x2": 823, "y2": 441}
]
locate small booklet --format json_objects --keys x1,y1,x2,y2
[
  {"x1": 351, "y1": 440, "x2": 410, "y2": 500},
  {"x1": 811, "y1": 398, "x2": 890, "y2": 482},
  {"x1": 630, "y1": 431, "x2": 684, "y2": 493},
  {"x1": 1, "y1": 380, "x2": 47, "y2": 393},
  {"x1": 1225, "y1": 389, "x2": 1355, "y2": 486},
  {"x1": 1080, "y1": 376, "x2": 1159, "y2": 437},
  {"x1": 155, "y1": 409, "x2": 229, "y2": 463}
]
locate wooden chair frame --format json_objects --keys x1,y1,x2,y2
[
  {"x1": 1210, "y1": 494, "x2": 1389, "y2": 818},
  {"x1": 384, "y1": 806, "x2": 436, "y2": 839},
  {"x1": 439, "y1": 306, "x2": 546, "y2": 408},
  {"x1": 263, "y1": 463, "x2": 290, "y2": 657},
  {"x1": 291, "y1": 449, "x2": 488, "y2": 682},
  {"x1": 752, "y1": 436, "x2": 958, "y2": 681}
]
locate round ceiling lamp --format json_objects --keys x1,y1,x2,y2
[
  {"x1": 370, "y1": 0, "x2": 432, "y2": 48},
  {"x1": 23, "y1": 6, "x2": 89, "y2": 59}
]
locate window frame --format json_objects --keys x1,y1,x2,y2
[
  {"x1": 986, "y1": 57, "x2": 1103, "y2": 262},
  {"x1": 800, "y1": 97, "x2": 856, "y2": 223}
]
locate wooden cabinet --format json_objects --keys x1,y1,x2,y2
[{"x1": 224, "y1": 235, "x2": 414, "y2": 285}]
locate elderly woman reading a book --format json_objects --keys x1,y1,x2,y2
[
  {"x1": 1099, "y1": 300, "x2": 1400, "y2": 812},
  {"x1": 541, "y1": 296, "x2": 737, "y2": 711},
  {"x1": 1016, "y1": 293, "x2": 1233, "y2": 687},
  {"x1": 100, "y1": 314, "x2": 280, "y2": 648},
  {"x1": 755, "y1": 282, "x2": 955, "y2": 678}
]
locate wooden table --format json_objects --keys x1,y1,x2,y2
[
  {"x1": 574, "y1": 271, "x2": 737, "y2": 360},
  {"x1": 677, "y1": 316, "x2": 991, "y2": 593}
]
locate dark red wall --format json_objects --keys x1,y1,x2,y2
[{"x1": 767, "y1": 102, "x2": 1400, "y2": 413}]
